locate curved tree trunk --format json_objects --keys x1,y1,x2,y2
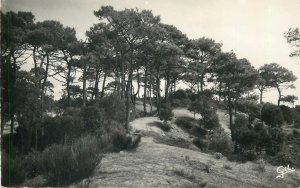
[
  {"x1": 101, "y1": 71, "x2": 107, "y2": 98},
  {"x1": 277, "y1": 87, "x2": 281, "y2": 106},
  {"x1": 94, "y1": 69, "x2": 101, "y2": 100},
  {"x1": 259, "y1": 89, "x2": 263, "y2": 104},
  {"x1": 82, "y1": 60, "x2": 87, "y2": 107},
  {"x1": 156, "y1": 66, "x2": 161, "y2": 115},
  {"x1": 143, "y1": 62, "x2": 148, "y2": 116},
  {"x1": 125, "y1": 46, "x2": 134, "y2": 131},
  {"x1": 66, "y1": 63, "x2": 72, "y2": 107}
]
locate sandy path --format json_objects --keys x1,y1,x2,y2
[
  {"x1": 130, "y1": 116, "x2": 165, "y2": 136},
  {"x1": 216, "y1": 109, "x2": 231, "y2": 135},
  {"x1": 173, "y1": 108, "x2": 201, "y2": 119}
]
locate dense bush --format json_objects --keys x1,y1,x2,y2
[
  {"x1": 175, "y1": 117, "x2": 207, "y2": 137},
  {"x1": 40, "y1": 116, "x2": 64, "y2": 148},
  {"x1": 24, "y1": 150, "x2": 43, "y2": 178},
  {"x1": 265, "y1": 127, "x2": 284, "y2": 155},
  {"x1": 159, "y1": 103, "x2": 174, "y2": 122},
  {"x1": 279, "y1": 105, "x2": 295, "y2": 124},
  {"x1": 171, "y1": 98, "x2": 191, "y2": 107},
  {"x1": 100, "y1": 94, "x2": 126, "y2": 123},
  {"x1": 70, "y1": 135, "x2": 102, "y2": 180},
  {"x1": 232, "y1": 113, "x2": 284, "y2": 160},
  {"x1": 270, "y1": 146, "x2": 300, "y2": 167},
  {"x1": 208, "y1": 127, "x2": 232, "y2": 155},
  {"x1": 236, "y1": 99, "x2": 262, "y2": 122},
  {"x1": 81, "y1": 105, "x2": 105, "y2": 132},
  {"x1": 109, "y1": 122, "x2": 141, "y2": 151},
  {"x1": 175, "y1": 117, "x2": 195, "y2": 129},
  {"x1": 261, "y1": 103, "x2": 283, "y2": 127},
  {"x1": 193, "y1": 138, "x2": 208, "y2": 151},
  {"x1": 61, "y1": 107, "x2": 85, "y2": 144},
  {"x1": 170, "y1": 89, "x2": 188, "y2": 100},
  {"x1": 160, "y1": 122, "x2": 172, "y2": 132},
  {"x1": 201, "y1": 112, "x2": 220, "y2": 130},
  {"x1": 294, "y1": 105, "x2": 300, "y2": 128},
  {"x1": 188, "y1": 98, "x2": 215, "y2": 118},
  {"x1": 231, "y1": 114, "x2": 249, "y2": 142},
  {"x1": 40, "y1": 135, "x2": 102, "y2": 186},
  {"x1": 40, "y1": 144, "x2": 75, "y2": 186},
  {"x1": 191, "y1": 126, "x2": 208, "y2": 137}
]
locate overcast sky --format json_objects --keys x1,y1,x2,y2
[{"x1": 2, "y1": 0, "x2": 300, "y2": 104}]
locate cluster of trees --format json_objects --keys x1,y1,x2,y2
[
  {"x1": 1, "y1": 7, "x2": 298, "y2": 146},
  {"x1": 1, "y1": 6, "x2": 300, "y2": 186}
]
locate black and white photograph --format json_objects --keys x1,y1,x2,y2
[{"x1": 1, "y1": 0, "x2": 300, "y2": 187}]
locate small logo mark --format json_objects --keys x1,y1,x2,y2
[{"x1": 276, "y1": 165, "x2": 295, "y2": 179}]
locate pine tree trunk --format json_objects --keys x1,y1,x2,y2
[
  {"x1": 259, "y1": 89, "x2": 263, "y2": 104},
  {"x1": 83, "y1": 60, "x2": 87, "y2": 107},
  {"x1": 101, "y1": 71, "x2": 107, "y2": 98},
  {"x1": 165, "y1": 68, "x2": 170, "y2": 103},
  {"x1": 94, "y1": 69, "x2": 101, "y2": 100},
  {"x1": 277, "y1": 87, "x2": 281, "y2": 106},
  {"x1": 149, "y1": 81, "x2": 153, "y2": 113},
  {"x1": 66, "y1": 63, "x2": 71, "y2": 107},
  {"x1": 200, "y1": 74, "x2": 204, "y2": 92},
  {"x1": 143, "y1": 62, "x2": 148, "y2": 116},
  {"x1": 121, "y1": 52, "x2": 126, "y2": 99},
  {"x1": 125, "y1": 46, "x2": 134, "y2": 131},
  {"x1": 156, "y1": 66, "x2": 161, "y2": 115}
]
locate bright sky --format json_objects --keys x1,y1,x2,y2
[{"x1": 2, "y1": 0, "x2": 300, "y2": 105}]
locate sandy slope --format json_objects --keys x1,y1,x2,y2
[
  {"x1": 70, "y1": 108, "x2": 300, "y2": 188},
  {"x1": 216, "y1": 109, "x2": 232, "y2": 135}
]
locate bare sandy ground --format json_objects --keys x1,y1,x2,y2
[
  {"x1": 72, "y1": 137, "x2": 300, "y2": 188},
  {"x1": 216, "y1": 109, "x2": 231, "y2": 135}
]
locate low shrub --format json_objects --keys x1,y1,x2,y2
[
  {"x1": 204, "y1": 163, "x2": 212, "y2": 173},
  {"x1": 175, "y1": 117, "x2": 195, "y2": 129},
  {"x1": 125, "y1": 133, "x2": 142, "y2": 149},
  {"x1": 214, "y1": 152, "x2": 222, "y2": 159},
  {"x1": 148, "y1": 121, "x2": 171, "y2": 132},
  {"x1": 256, "y1": 158, "x2": 266, "y2": 172},
  {"x1": 111, "y1": 126, "x2": 141, "y2": 151},
  {"x1": 227, "y1": 153, "x2": 247, "y2": 163},
  {"x1": 111, "y1": 130, "x2": 131, "y2": 152},
  {"x1": 242, "y1": 149, "x2": 258, "y2": 161},
  {"x1": 191, "y1": 126, "x2": 208, "y2": 137},
  {"x1": 193, "y1": 138, "x2": 208, "y2": 151},
  {"x1": 223, "y1": 164, "x2": 232, "y2": 170},
  {"x1": 172, "y1": 167, "x2": 195, "y2": 180},
  {"x1": 160, "y1": 122, "x2": 172, "y2": 132}
]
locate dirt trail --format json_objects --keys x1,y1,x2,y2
[
  {"x1": 70, "y1": 108, "x2": 300, "y2": 188},
  {"x1": 216, "y1": 109, "x2": 231, "y2": 135}
]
